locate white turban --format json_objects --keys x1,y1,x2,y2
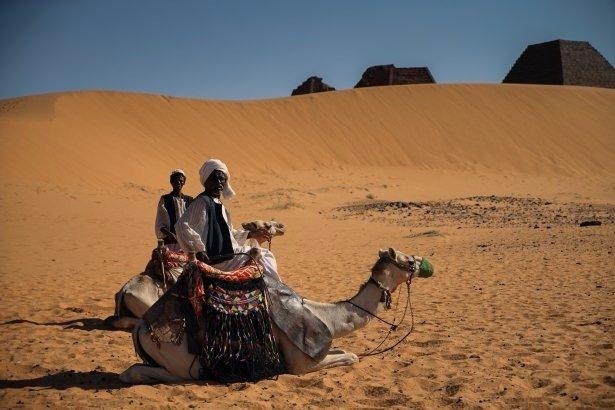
[
  {"x1": 198, "y1": 159, "x2": 235, "y2": 199},
  {"x1": 170, "y1": 169, "x2": 185, "y2": 177}
]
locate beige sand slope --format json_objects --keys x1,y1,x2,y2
[
  {"x1": 0, "y1": 84, "x2": 614, "y2": 408},
  {"x1": 1, "y1": 84, "x2": 614, "y2": 187}
]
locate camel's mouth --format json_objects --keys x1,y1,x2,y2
[{"x1": 380, "y1": 255, "x2": 416, "y2": 274}]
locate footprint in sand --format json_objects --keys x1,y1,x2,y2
[
  {"x1": 547, "y1": 383, "x2": 567, "y2": 396},
  {"x1": 443, "y1": 384, "x2": 461, "y2": 396},
  {"x1": 363, "y1": 385, "x2": 390, "y2": 397},
  {"x1": 531, "y1": 378, "x2": 552, "y2": 389},
  {"x1": 603, "y1": 376, "x2": 615, "y2": 387},
  {"x1": 417, "y1": 377, "x2": 440, "y2": 392},
  {"x1": 410, "y1": 339, "x2": 449, "y2": 348},
  {"x1": 444, "y1": 353, "x2": 467, "y2": 361},
  {"x1": 291, "y1": 377, "x2": 331, "y2": 392}
]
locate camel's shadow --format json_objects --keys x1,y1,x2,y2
[
  {"x1": 0, "y1": 370, "x2": 125, "y2": 390},
  {"x1": 1, "y1": 318, "x2": 118, "y2": 332},
  {"x1": 0, "y1": 369, "x2": 218, "y2": 391}
]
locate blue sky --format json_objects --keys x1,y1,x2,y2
[{"x1": 1, "y1": 0, "x2": 614, "y2": 100}]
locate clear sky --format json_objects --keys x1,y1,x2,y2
[{"x1": 1, "y1": 0, "x2": 614, "y2": 100}]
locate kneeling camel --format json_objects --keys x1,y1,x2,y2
[{"x1": 120, "y1": 248, "x2": 423, "y2": 383}]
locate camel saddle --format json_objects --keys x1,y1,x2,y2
[{"x1": 142, "y1": 257, "x2": 332, "y2": 368}]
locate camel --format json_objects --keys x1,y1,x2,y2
[
  {"x1": 106, "y1": 220, "x2": 286, "y2": 330},
  {"x1": 120, "y1": 247, "x2": 424, "y2": 384},
  {"x1": 104, "y1": 262, "x2": 183, "y2": 330}
]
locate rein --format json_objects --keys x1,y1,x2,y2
[
  {"x1": 344, "y1": 278, "x2": 399, "y2": 328},
  {"x1": 360, "y1": 283, "x2": 415, "y2": 357},
  {"x1": 344, "y1": 257, "x2": 417, "y2": 357}
]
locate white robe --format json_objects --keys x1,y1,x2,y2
[{"x1": 175, "y1": 196, "x2": 280, "y2": 280}]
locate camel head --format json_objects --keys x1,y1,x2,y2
[
  {"x1": 242, "y1": 220, "x2": 286, "y2": 237},
  {"x1": 372, "y1": 248, "x2": 423, "y2": 295}
]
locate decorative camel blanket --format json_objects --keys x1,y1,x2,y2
[
  {"x1": 142, "y1": 248, "x2": 333, "y2": 376},
  {"x1": 199, "y1": 279, "x2": 284, "y2": 382},
  {"x1": 142, "y1": 260, "x2": 284, "y2": 382}
]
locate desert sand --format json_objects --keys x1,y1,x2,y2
[{"x1": 0, "y1": 84, "x2": 613, "y2": 408}]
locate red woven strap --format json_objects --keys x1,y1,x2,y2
[
  {"x1": 152, "y1": 248, "x2": 262, "y2": 282},
  {"x1": 151, "y1": 248, "x2": 190, "y2": 268},
  {"x1": 195, "y1": 260, "x2": 262, "y2": 282}
]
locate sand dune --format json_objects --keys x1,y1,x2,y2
[
  {"x1": 0, "y1": 85, "x2": 614, "y2": 408},
  {"x1": 1, "y1": 84, "x2": 614, "y2": 188}
]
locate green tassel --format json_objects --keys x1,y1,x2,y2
[{"x1": 418, "y1": 258, "x2": 434, "y2": 278}]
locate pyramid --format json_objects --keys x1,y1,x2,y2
[
  {"x1": 503, "y1": 40, "x2": 615, "y2": 89},
  {"x1": 355, "y1": 65, "x2": 435, "y2": 88},
  {"x1": 291, "y1": 76, "x2": 336, "y2": 96}
]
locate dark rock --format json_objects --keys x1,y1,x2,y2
[
  {"x1": 503, "y1": 39, "x2": 615, "y2": 88},
  {"x1": 355, "y1": 64, "x2": 435, "y2": 88},
  {"x1": 580, "y1": 220, "x2": 601, "y2": 227},
  {"x1": 291, "y1": 76, "x2": 336, "y2": 96}
]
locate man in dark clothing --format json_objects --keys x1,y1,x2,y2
[{"x1": 155, "y1": 169, "x2": 194, "y2": 251}]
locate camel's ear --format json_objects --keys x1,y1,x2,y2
[
  {"x1": 388, "y1": 248, "x2": 397, "y2": 260},
  {"x1": 378, "y1": 249, "x2": 389, "y2": 259}
]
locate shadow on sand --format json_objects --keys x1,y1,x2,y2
[
  {"x1": 0, "y1": 369, "x2": 218, "y2": 391},
  {"x1": 0, "y1": 370, "x2": 126, "y2": 391},
  {"x1": 0, "y1": 317, "x2": 121, "y2": 332}
]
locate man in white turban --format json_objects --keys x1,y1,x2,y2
[
  {"x1": 175, "y1": 159, "x2": 278, "y2": 278},
  {"x1": 197, "y1": 159, "x2": 236, "y2": 200},
  {"x1": 175, "y1": 159, "x2": 332, "y2": 360}
]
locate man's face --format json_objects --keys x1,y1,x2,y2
[
  {"x1": 204, "y1": 170, "x2": 227, "y2": 198},
  {"x1": 170, "y1": 174, "x2": 186, "y2": 191}
]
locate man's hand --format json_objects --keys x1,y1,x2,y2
[
  {"x1": 160, "y1": 228, "x2": 178, "y2": 244},
  {"x1": 196, "y1": 251, "x2": 210, "y2": 264},
  {"x1": 160, "y1": 227, "x2": 174, "y2": 239}
]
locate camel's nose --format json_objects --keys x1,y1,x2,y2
[{"x1": 417, "y1": 258, "x2": 434, "y2": 278}]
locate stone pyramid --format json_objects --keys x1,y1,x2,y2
[
  {"x1": 503, "y1": 40, "x2": 615, "y2": 89},
  {"x1": 291, "y1": 76, "x2": 336, "y2": 96},
  {"x1": 355, "y1": 65, "x2": 435, "y2": 88}
]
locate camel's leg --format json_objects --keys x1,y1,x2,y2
[
  {"x1": 304, "y1": 351, "x2": 359, "y2": 374},
  {"x1": 119, "y1": 364, "x2": 182, "y2": 384},
  {"x1": 328, "y1": 349, "x2": 350, "y2": 355},
  {"x1": 106, "y1": 292, "x2": 155, "y2": 330},
  {"x1": 121, "y1": 321, "x2": 202, "y2": 384},
  {"x1": 123, "y1": 292, "x2": 156, "y2": 319},
  {"x1": 105, "y1": 315, "x2": 140, "y2": 330},
  {"x1": 274, "y1": 325, "x2": 359, "y2": 375}
]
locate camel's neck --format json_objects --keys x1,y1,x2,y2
[{"x1": 305, "y1": 277, "x2": 385, "y2": 339}]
